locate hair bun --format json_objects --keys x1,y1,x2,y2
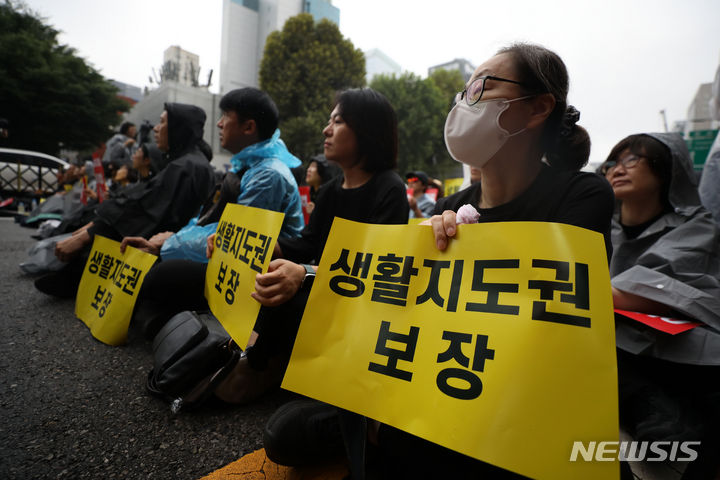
[{"x1": 559, "y1": 106, "x2": 580, "y2": 137}]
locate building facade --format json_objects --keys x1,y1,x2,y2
[
  {"x1": 220, "y1": 0, "x2": 339, "y2": 94},
  {"x1": 124, "y1": 81, "x2": 229, "y2": 169},
  {"x1": 162, "y1": 46, "x2": 201, "y2": 87},
  {"x1": 364, "y1": 48, "x2": 402, "y2": 83},
  {"x1": 428, "y1": 58, "x2": 475, "y2": 82}
]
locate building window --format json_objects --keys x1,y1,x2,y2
[{"x1": 242, "y1": 0, "x2": 259, "y2": 11}]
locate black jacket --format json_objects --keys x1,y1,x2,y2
[{"x1": 89, "y1": 103, "x2": 215, "y2": 240}]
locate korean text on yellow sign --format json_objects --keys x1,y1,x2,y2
[
  {"x1": 205, "y1": 203, "x2": 284, "y2": 347},
  {"x1": 75, "y1": 235, "x2": 158, "y2": 345},
  {"x1": 283, "y1": 219, "x2": 619, "y2": 480}
]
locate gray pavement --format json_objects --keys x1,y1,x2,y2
[{"x1": 0, "y1": 218, "x2": 291, "y2": 480}]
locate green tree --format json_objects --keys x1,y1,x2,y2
[
  {"x1": 427, "y1": 68, "x2": 467, "y2": 178},
  {"x1": 259, "y1": 13, "x2": 365, "y2": 161},
  {"x1": 428, "y1": 68, "x2": 465, "y2": 110},
  {"x1": 371, "y1": 72, "x2": 460, "y2": 179},
  {"x1": 0, "y1": 1, "x2": 128, "y2": 155}
]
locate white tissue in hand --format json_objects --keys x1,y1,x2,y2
[{"x1": 456, "y1": 204, "x2": 480, "y2": 224}]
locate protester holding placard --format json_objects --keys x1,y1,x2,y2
[
  {"x1": 127, "y1": 88, "x2": 304, "y2": 339},
  {"x1": 34, "y1": 103, "x2": 216, "y2": 298},
  {"x1": 600, "y1": 132, "x2": 720, "y2": 477},
  {"x1": 264, "y1": 43, "x2": 617, "y2": 479},
  {"x1": 213, "y1": 87, "x2": 409, "y2": 404},
  {"x1": 123, "y1": 88, "x2": 304, "y2": 263}
]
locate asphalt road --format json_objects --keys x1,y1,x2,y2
[{"x1": 0, "y1": 217, "x2": 292, "y2": 480}]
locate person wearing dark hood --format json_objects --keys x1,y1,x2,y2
[
  {"x1": 121, "y1": 88, "x2": 305, "y2": 340},
  {"x1": 600, "y1": 132, "x2": 720, "y2": 478},
  {"x1": 35, "y1": 103, "x2": 215, "y2": 298},
  {"x1": 120, "y1": 88, "x2": 304, "y2": 263}
]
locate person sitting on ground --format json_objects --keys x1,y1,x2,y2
[
  {"x1": 109, "y1": 164, "x2": 134, "y2": 191},
  {"x1": 131, "y1": 143, "x2": 164, "y2": 182},
  {"x1": 262, "y1": 42, "x2": 616, "y2": 479},
  {"x1": 600, "y1": 132, "x2": 720, "y2": 478},
  {"x1": 406, "y1": 170, "x2": 436, "y2": 218},
  {"x1": 211, "y1": 87, "x2": 409, "y2": 404},
  {"x1": 34, "y1": 103, "x2": 216, "y2": 298},
  {"x1": 122, "y1": 87, "x2": 304, "y2": 264},
  {"x1": 127, "y1": 88, "x2": 305, "y2": 338},
  {"x1": 304, "y1": 154, "x2": 338, "y2": 215}
]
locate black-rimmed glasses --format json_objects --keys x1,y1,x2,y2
[
  {"x1": 458, "y1": 75, "x2": 527, "y2": 106},
  {"x1": 600, "y1": 154, "x2": 644, "y2": 175}
]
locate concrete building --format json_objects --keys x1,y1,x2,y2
[
  {"x1": 219, "y1": 0, "x2": 339, "y2": 94},
  {"x1": 428, "y1": 58, "x2": 475, "y2": 82},
  {"x1": 684, "y1": 83, "x2": 717, "y2": 136},
  {"x1": 124, "y1": 81, "x2": 229, "y2": 169},
  {"x1": 364, "y1": 48, "x2": 402, "y2": 83},
  {"x1": 161, "y1": 46, "x2": 201, "y2": 87}
]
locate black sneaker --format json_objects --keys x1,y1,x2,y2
[{"x1": 263, "y1": 399, "x2": 345, "y2": 466}]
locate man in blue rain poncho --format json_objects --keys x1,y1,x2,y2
[
  {"x1": 121, "y1": 87, "x2": 303, "y2": 261},
  {"x1": 124, "y1": 88, "x2": 303, "y2": 339}
]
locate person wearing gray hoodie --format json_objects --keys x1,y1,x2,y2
[{"x1": 600, "y1": 132, "x2": 720, "y2": 478}]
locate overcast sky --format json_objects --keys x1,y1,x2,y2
[{"x1": 23, "y1": 0, "x2": 720, "y2": 167}]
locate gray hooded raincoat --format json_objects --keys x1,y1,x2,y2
[{"x1": 612, "y1": 133, "x2": 720, "y2": 366}]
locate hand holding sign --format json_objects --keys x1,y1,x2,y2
[
  {"x1": 204, "y1": 204, "x2": 285, "y2": 347},
  {"x1": 251, "y1": 259, "x2": 308, "y2": 307},
  {"x1": 283, "y1": 219, "x2": 619, "y2": 480},
  {"x1": 75, "y1": 235, "x2": 158, "y2": 345}
]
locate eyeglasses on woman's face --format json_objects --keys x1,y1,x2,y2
[
  {"x1": 456, "y1": 75, "x2": 527, "y2": 106},
  {"x1": 601, "y1": 154, "x2": 646, "y2": 176}
]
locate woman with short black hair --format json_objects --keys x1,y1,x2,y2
[{"x1": 214, "y1": 87, "x2": 409, "y2": 402}]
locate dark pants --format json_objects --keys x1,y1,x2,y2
[
  {"x1": 136, "y1": 258, "x2": 311, "y2": 368},
  {"x1": 134, "y1": 259, "x2": 209, "y2": 339},
  {"x1": 617, "y1": 348, "x2": 720, "y2": 479},
  {"x1": 246, "y1": 284, "x2": 311, "y2": 370}
]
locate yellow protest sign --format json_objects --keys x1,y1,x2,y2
[
  {"x1": 444, "y1": 177, "x2": 465, "y2": 196},
  {"x1": 204, "y1": 203, "x2": 284, "y2": 347},
  {"x1": 75, "y1": 235, "x2": 158, "y2": 345},
  {"x1": 283, "y1": 219, "x2": 618, "y2": 480}
]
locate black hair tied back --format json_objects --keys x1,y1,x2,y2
[
  {"x1": 546, "y1": 105, "x2": 590, "y2": 171},
  {"x1": 559, "y1": 106, "x2": 580, "y2": 137}
]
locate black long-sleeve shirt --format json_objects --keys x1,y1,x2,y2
[{"x1": 278, "y1": 169, "x2": 409, "y2": 264}]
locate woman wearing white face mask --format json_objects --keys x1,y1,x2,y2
[{"x1": 430, "y1": 43, "x2": 614, "y2": 260}]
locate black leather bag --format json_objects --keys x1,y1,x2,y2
[{"x1": 146, "y1": 310, "x2": 241, "y2": 413}]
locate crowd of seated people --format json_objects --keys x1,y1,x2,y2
[{"x1": 21, "y1": 41, "x2": 720, "y2": 479}]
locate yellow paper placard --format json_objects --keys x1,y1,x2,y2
[
  {"x1": 75, "y1": 235, "x2": 158, "y2": 345},
  {"x1": 204, "y1": 203, "x2": 284, "y2": 347},
  {"x1": 283, "y1": 219, "x2": 619, "y2": 480}
]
